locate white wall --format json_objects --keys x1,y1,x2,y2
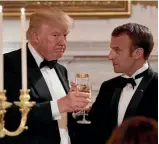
[{"x1": 2, "y1": 4, "x2": 158, "y2": 42}]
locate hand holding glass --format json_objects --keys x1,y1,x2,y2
[{"x1": 74, "y1": 73, "x2": 91, "y2": 124}]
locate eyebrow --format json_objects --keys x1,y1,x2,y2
[
  {"x1": 51, "y1": 31, "x2": 68, "y2": 35},
  {"x1": 110, "y1": 45, "x2": 120, "y2": 49},
  {"x1": 51, "y1": 31, "x2": 60, "y2": 34}
]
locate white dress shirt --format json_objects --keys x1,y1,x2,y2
[
  {"x1": 28, "y1": 43, "x2": 70, "y2": 144},
  {"x1": 117, "y1": 63, "x2": 149, "y2": 125}
]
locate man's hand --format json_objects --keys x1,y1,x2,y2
[
  {"x1": 57, "y1": 90, "x2": 91, "y2": 113},
  {"x1": 69, "y1": 82, "x2": 78, "y2": 91}
]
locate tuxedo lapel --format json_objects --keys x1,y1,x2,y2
[
  {"x1": 124, "y1": 68, "x2": 154, "y2": 120},
  {"x1": 27, "y1": 46, "x2": 52, "y2": 101},
  {"x1": 54, "y1": 65, "x2": 69, "y2": 94},
  {"x1": 110, "y1": 87, "x2": 122, "y2": 124}
]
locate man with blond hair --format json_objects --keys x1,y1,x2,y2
[{"x1": 2, "y1": 8, "x2": 90, "y2": 144}]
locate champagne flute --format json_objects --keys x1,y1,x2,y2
[{"x1": 75, "y1": 73, "x2": 91, "y2": 124}]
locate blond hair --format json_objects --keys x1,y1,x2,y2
[{"x1": 27, "y1": 7, "x2": 74, "y2": 40}]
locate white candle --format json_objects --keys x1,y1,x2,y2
[
  {"x1": 0, "y1": 5, "x2": 3, "y2": 91},
  {"x1": 21, "y1": 8, "x2": 27, "y2": 90}
]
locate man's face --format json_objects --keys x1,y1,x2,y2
[
  {"x1": 109, "y1": 34, "x2": 135, "y2": 74},
  {"x1": 36, "y1": 24, "x2": 68, "y2": 60}
]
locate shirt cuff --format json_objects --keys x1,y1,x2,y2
[{"x1": 50, "y1": 100, "x2": 61, "y2": 120}]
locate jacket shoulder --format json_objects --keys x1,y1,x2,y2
[
  {"x1": 57, "y1": 62, "x2": 67, "y2": 71},
  {"x1": 153, "y1": 71, "x2": 158, "y2": 80},
  {"x1": 4, "y1": 49, "x2": 21, "y2": 60},
  {"x1": 101, "y1": 75, "x2": 121, "y2": 87}
]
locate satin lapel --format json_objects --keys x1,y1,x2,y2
[
  {"x1": 110, "y1": 87, "x2": 122, "y2": 124},
  {"x1": 27, "y1": 45, "x2": 52, "y2": 101},
  {"x1": 54, "y1": 64, "x2": 69, "y2": 94},
  {"x1": 124, "y1": 68, "x2": 154, "y2": 120}
]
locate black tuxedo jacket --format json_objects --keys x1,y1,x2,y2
[
  {"x1": 1, "y1": 45, "x2": 77, "y2": 144},
  {"x1": 84, "y1": 68, "x2": 158, "y2": 144}
]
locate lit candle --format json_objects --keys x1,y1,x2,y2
[
  {"x1": 0, "y1": 5, "x2": 3, "y2": 91},
  {"x1": 21, "y1": 8, "x2": 27, "y2": 90}
]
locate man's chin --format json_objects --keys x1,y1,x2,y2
[
  {"x1": 113, "y1": 68, "x2": 122, "y2": 73},
  {"x1": 56, "y1": 54, "x2": 63, "y2": 59}
]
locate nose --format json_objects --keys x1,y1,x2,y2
[
  {"x1": 108, "y1": 50, "x2": 114, "y2": 60},
  {"x1": 58, "y1": 35, "x2": 66, "y2": 47}
]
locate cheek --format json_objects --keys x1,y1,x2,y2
[
  {"x1": 118, "y1": 56, "x2": 130, "y2": 66},
  {"x1": 47, "y1": 40, "x2": 56, "y2": 50},
  {"x1": 48, "y1": 36, "x2": 57, "y2": 43},
  {"x1": 124, "y1": 58, "x2": 134, "y2": 67},
  {"x1": 39, "y1": 36, "x2": 48, "y2": 46}
]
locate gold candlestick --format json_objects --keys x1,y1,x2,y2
[{"x1": 0, "y1": 89, "x2": 36, "y2": 137}]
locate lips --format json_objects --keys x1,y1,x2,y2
[
  {"x1": 113, "y1": 63, "x2": 118, "y2": 67},
  {"x1": 55, "y1": 49, "x2": 64, "y2": 52}
]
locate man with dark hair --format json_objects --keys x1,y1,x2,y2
[{"x1": 86, "y1": 23, "x2": 158, "y2": 144}]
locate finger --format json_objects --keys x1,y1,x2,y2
[
  {"x1": 74, "y1": 104, "x2": 90, "y2": 111},
  {"x1": 70, "y1": 86, "x2": 77, "y2": 92},
  {"x1": 75, "y1": 97, "x2": 91, "y2": 103},
  {"x1": 74, "y1": 100, "x2": 91, "y2": 110},
  {"x1": 70, "y1": 82, "x2": 78, "y2": 91},
  {"x1": 76, "y1": 92, "x2": 91, "y2": 98},
  {"x1": 70, "y1": 82, "x2": 78, "y2": 90},
  {"x1": 70, "y1": 82, "x2": 77, "y2": 87},
  {"x1": 74, "y1": 102, "x2": 88, "y2": 109}
]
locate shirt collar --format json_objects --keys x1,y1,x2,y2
[
  {"x1": 122, "y1": 62, "x2": 149, "y2": 79},
  {"x1": 28, "y1": 42, "x2": 43, "y2": 67}
]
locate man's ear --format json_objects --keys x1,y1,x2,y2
[
  {"x1": 31, "y1": 31, "x2": 39, "y2": 44},
  {"x1": 132, "y1": 48, "x2": 144, "y2": 59}
]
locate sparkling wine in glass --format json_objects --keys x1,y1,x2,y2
[{"x1": 75, "y1": 73, "x2": 91, "y2": 124}]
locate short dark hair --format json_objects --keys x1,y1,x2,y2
[
  {"x1": 107, "y1": 116, "x2": 158, "y2": 144},
  {"x1": 111, "y1": 23, "x2": 154, "y2": 60}
]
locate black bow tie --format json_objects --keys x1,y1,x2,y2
[
  {"x1": 40, "y1": 59, "x2": 57, "y2": 69},
  {"x1": 120, "y1": 69, "x2": 148, "y2": 89},
  {"x1": 120, "y1": 77, "x2": 136, "y2": 89}
]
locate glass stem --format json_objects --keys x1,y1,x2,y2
[{"x1": 83, "y1": 110, "x2": 86, "y2": 121}]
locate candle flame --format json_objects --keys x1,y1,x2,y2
[
  {"x1": 0, "y1": 5, "x2": 2, "y2": 13},
  {"x1": 21, "y1": 8, "x2": 25, "y2": 14}
]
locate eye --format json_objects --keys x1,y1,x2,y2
[
  {"x1": 52, "y1": 33, "x2": 59, "y2": 37},
  {"x1": 64, "y1": 34, "x2": 67, "y2": 37},
  {"x1": 115, "y1": 47, "x2": 120, "y2": 52}
]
